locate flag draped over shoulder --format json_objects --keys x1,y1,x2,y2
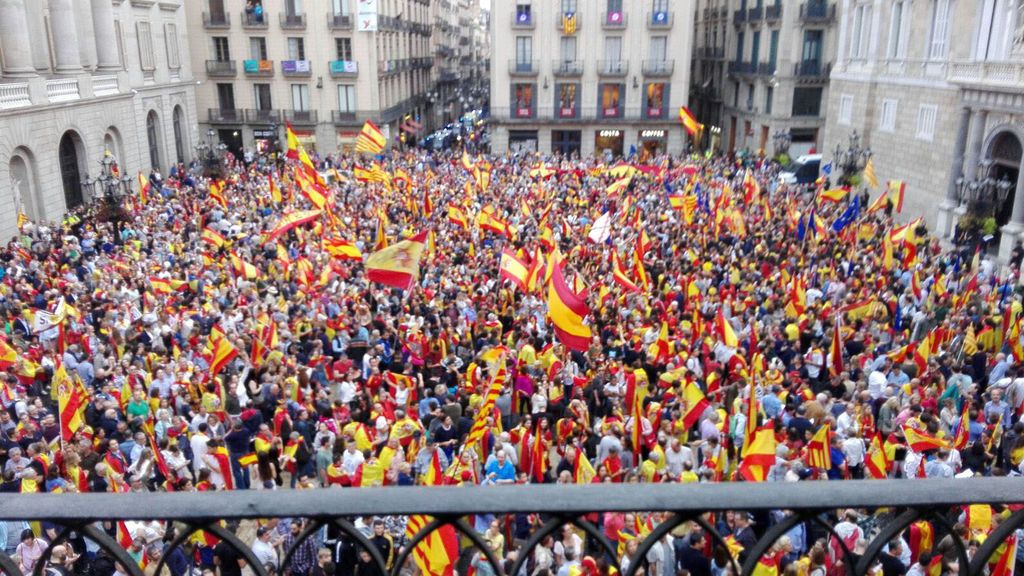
[
  {"x1": 355, "y1": 120, "x2": 387, "y2": 154},
  {"x1": 365, "y1": 231, "x2": 428, "y2": 290},
  {"x1": 547, "y1": 258, "x2": 593, "y2": 352}
]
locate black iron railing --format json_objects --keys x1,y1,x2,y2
[{"x1": 0, "y1": 480, "x2": 1022, "y2": 576}]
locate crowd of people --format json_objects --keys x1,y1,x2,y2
[{"x1": 0, "y1": 139, "x2": 1022, "y2": 576}]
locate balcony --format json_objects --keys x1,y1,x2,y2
[
  {"x1": 328, "y1": 13, "x2": 353, "y2": 30},
  {"x1": 329, "y1": 60, "x2": 359, "y2": 77},
  {"x1": 204, "y1": 60, "x2": 236, "y2": 77},
  {"x1": 602, "y1": 11, "x2": 626, "y2": 28},
  {"x1": 281, "y1": 60, "x2": 312, "y2": 76},
  {"x1": 728, "y1": 60, "x2": 756, "y2": 75},
  {"x1": 551, "y1": 60, "x2": 583, "y2": 77},
  {"x1": 1, "y1": 480, "x2": 1022, "y2": 576},
  {"x1": 242, "y1": 59, "x2": 274, "y2": 77},
  {"x1": 597, "y1": 59, "x2": 628, "y2": 77},
  {"x1": 748, "y1": 5, "x2": 763, "y2": 21},
  {"x1": 800, "y1": 2, "x2": 835, "y2": 22},
  {"x1": 207, "y1": 108, "x2": 242, "y2": 123},
  {"x1": 642, "y1": 59, "x2": 675, "y2": 76},
  {"x1": 557, "y1": 12, "x2": 580, "y2": 33},
  {"x1": 332, "y1": 110, "x2": 359, "y2": 125},
  {"x1": 947, "y1": 60, "x2": 1024, "y2": 88},
  {"x1": 511, "y1": 11, "x2": 534, "y2": 28},
  {"x1": 733, "y1": 9, "x2": 747, "y2": 25},
  {"x1": 240, "y1": 11, "x2": 267, "y2": 29},
  {"x1": 648, "y1": 11, "x2": 672, "y2": 28},
  {"x1": 245, "y1": 109, "x2": 280, "y2": 124},
  {"x1": 794, "y1": 60, "x2": 832, "y2": 82},
  {"x1": 764, "y1": 4, "x2": 782, "y2": 21},
  {"x1": 202, "y1": 11, "x2": 230, "y2": 28},
  {"x1": 280, "y1": 12, "x2": 307, "y2": 29},
  {"x1": 284, "y1": 109, "x2": 318, "y2": 125},
  {"x1": 508, "y1": 59, "x2": 539, "y2": 76},
  {"x1": 698, "y1": 46, "x2": 726, "y2": 59},
  {"x1": 758, "y1": 62, "x2": 777, "y2": 75}
]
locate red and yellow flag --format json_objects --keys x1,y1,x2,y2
[
  {"x1": 547, "y1": 256, "x2": 592, "y2": 352},
  {"x1": 679, "y1": 106, "x2": 703, "y2": 136},
  {"x1": 56, "y1": 364, "x2": 87, "y2": 442},
  {"x1": 738, "y1": 425, "x2": 776, "y2": 482},
  {"x1": 355, "y1": 120, "x2": 387, "y2": 154},
  {"x1": 365, "y1": 231, "x2": 428, "y2": 290},
  {"x1": 499, "y1": 249, "x2": 530, "y2": 291}
]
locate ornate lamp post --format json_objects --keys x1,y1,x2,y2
[
  {"x1": 833, "y1": 131, "x2": 871, "y2": 186},
  {"x1": 954, "y1": 158, "x2": 1014, "y2": 247},
  {"x1": 194, "y1": 128, "x2": 226, "y2": 178},
  {"x1": 771, "y1": 129, "x2": 791, "y2": 158},
  {"x1": 81, "y1": 150, "x2": 133, "y2": 234}
]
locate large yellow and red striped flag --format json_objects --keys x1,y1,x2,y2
[
  {"x1": 806, "y1": 423, "x2": 832, "y2": 470},
  {"x1": 208, "y1": 179, "x2": 227, "y2": 208},
  {"x1": 611, "y1": 250, "x2": 641, "y2": 293},
  {"x1": 738, "y1": 425, "x2": 776, "y2": 482},
  {"x1": 208, "y1": 335, "x2": 239, "y2": 379},
  {"x1": 499, "y1": 249, "x2": 530, "y2": 291},
  {"x1": 365, "y1": 231, "x2": 428, "y2": 290},
  {"x1": 201, "y1": 227, "x2": 226, "y2": 249},
  {"x1": 285, "y1": 122, "x2": 300, "y2": 159},
  {"x1": 0, "y1": 337, "x2": 18, "y2": 370},
  {"x1": 865, "y1": 432, "x2": 890, "y2": 479},
  {"x1": 547, "y1": 256, "x2": 592, "y2": 352},
  {"x1": 679, "y1": 106, "x2": 703, "y2": 136},
  {"x1": 323, "y1": 238, "x2": 363, "y2": 261},
  {"x1": 903, "y1": 425, "x2": 947, "y2": 453},
  {"x1": 679, "y1": 379, "x2": 709, "y2": 429},
  {"x1": 355, "y1": 120, "x2": 387, "y2": 154},
  {"x1": 266, "y1": 210, "x2": 322, "y2": 241},
  {"x1": 447, "y1": 206, "x2": 469, "y2": 230},
  {"x1": 55, "y1": 364, "x2": 87, "y2": 442},
  {"x1": 138, "y1": 172, "x2": 151, "y2": 205},
  {"x1": 406, "y1": 515, "x2": 459, "y2": 576}
]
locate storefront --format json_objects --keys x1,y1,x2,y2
[
  {"x1": 638, "y1": 129, "x2": 667, "y2": 157},
  {"x1": 253, "y1": 129, "x2": 277, "y2": 154},
  {"x1": 336, "y1": 130, "x2": 359, "y2": 152},
  {"x1": 292, "y1": 130, "x2": 317, "y2": 153},
  {"x1": 552, "y1": 130, "x2": 581, "y2": 156},
  {"x1": 218, "y1": 129, "x2": 244, "y2": 159},
  {"x1": 508, "y1": 130, "x2": 538, "y2": 152},
  {"x1": 595, "y1": 129, "x2": 624, "y2": 158}
]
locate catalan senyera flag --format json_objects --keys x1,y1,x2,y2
[
  {"x1": 547, "y1": 257, "x2": 593, "y2": 352},
  {"x1": 208, "y1": 335, "x2": 239, "y2": 379},
  {"x1": 138, "y1": 172, "x2": 151, "y2": 204},
  {"x1": 56, "y1": 364, "x2": 87, "y2": 442},
  {"x1": 406, "y1": 515, "x2": 459, "y2": 576},
  {"x1": 499, "y1": 249, "x2": 530, "y2": 291},
  {"x1": 365, "y1": 231, "x2": 428, "y2": 290},
  {"x1": 679, "y1": 106, "x2": 703, "y2": 136},
  {"x1": 903, "y1": 425, "x2": 947, "y2": 453},
  {"x1": 201, "y1": 227, "x2": 226, "y2": 249},
  {"x1": 806, "y1": 424, "x2": 832, "y2": 470},
  {"x1": 989, "y1": 533, "x2": 1018, "y2": 576},
  {"x1": 323, "y1": 237, "x2": 363, "y2": 261},
  {"x1": 355, "y1": 120, "x2": 387, "y2": 154},
  {"x1": 738, "y1": 425, "x2": 776, "y2": 482},
  {"x1": 887, "y1": 180, "x2": 906, "y2": 213},
  {"x1": 680, "y1": 379, "x2": 709, "y2": 429},
  {"x1": 266, "y1": 210, "x2": 322, "y2": 241},
  {"x1": 863, "y1": 157, "x2": 879, "y2": 188},
  {"x1": 865, "y1": 433, "x2": 890, "y2": 479}
]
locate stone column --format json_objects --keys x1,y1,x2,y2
[
  {"x1": 0, "y1": 0, "x2": 36, "y2": 76},
  {"x1": 90, "y1": 0, "x2": 120, "y2": 71},
  {"x1": 49, "y1": 0, "x2": 82, "y2": 74},
  {"x1": 76, "y1": 0, "x2": 97, "y2": 69},
  {"x1": 936, "y1": 106, "x2": 972, "y2": 238},
  {"x1": 963, "y1": 109, "x2": 989, "y2": 182},
  {"x1": 998, "y1": 151, "x2": 1024, "y2": 265}
]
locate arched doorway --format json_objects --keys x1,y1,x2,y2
[
  {"x1": 988, "y1": 130, "x2": 1022, "y2": 228},
  {"x1": 104, "y1": 126, "x2": 125, "y2": 169},
  {"x1": 146, "y1": 110, "x2": 162, "y2": 172},
  {"x1": 59, "y1": 131, "x2": 86, "y2": 209},
  {"x1": 9, "y1": 146, "x2": 40, "y2": 222},
  {"x1": 172, "y1": 106, "x2": 187, "y2": 165}
]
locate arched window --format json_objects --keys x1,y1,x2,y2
[
  {"x1": 146, "y1": 111, "x2": 162, "y2": 171},
  {"x1": 58, "y1": 131, "x2": 85, "y2": 209}
]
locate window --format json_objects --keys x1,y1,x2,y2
[
  {"x1": 336, "y1": 37, "x2": 352, "y2": 60},
  {"x1": 164, "y1": 24, "x2": 180, "y2": 69},
  {"x1": 250, "y1": 37, "x2": 267, "y2": 60},
  {"x1": 172, "y1": 107, "x2": 185, "y2": 164},
  {"x1": 792, "y1": 87, "x2": 822, "y2": 116},
  {"x1": 561, "y1": 0, "x2": 577, "y2": 13},
  {"x1": 254, "y1": 84, "x2": 272, "y2": 110},
  {"x1": 653, "y1": 0, "x2": 669, "y2": 12},
  {"x1": 607, "y1": 0, "x2": 623, "y2": 13},
  {"x1": 216, "y1": 83, "x2": 235, "y2": 109},
  {"x1": 751, "y1": 31, "x2": 761, "y2": 64},
  {"x1": 291, "y1": 84, "x2": 310, "y2": 111},
  {"x1": 213, "y1": 37, "x2": 230, "y2": 61},
  {"x1": 515, "y1": 36, "x2": 532, "y2": 63},
  {"x1": 649, "y1": 36, "x2": 667, "y2": 60},
  {"x1": 733, "y1": 81, "x2": 740, "y2": 107},
  {"x1": 513, "y1": 83, "x2": 534, "y2": 117},
  {"x1": 746, "y1": 84, "x2": 755, "y2": 110},
  {"x1": 604, "y1": 36, "x2": 622, "y2": 61},
  {"x1": 338, "y1": 85, "x2": 356, "y2": 112},
  {"x1": 849, "y1": 4, "x2": 870, "y2": 59},
  {"x1": 332, "y1": 0, "x2": 349, "y2": 16},
  {"x1": 600, "y1": 84, "x2": 622, "y2": 117},
  {"x1": 516, "y1": 2, "x2": 531, "y2": 23},
  {"x1": 769, "y1": 30, "x2": 779, "y2": 66},
  {"x1": 645, "y1": 83, "x2": 665, "y2": 117},
  {"x1": 838, "y1": 94, "x2": 853, "y2": 125},
  {"x1": 137, "y1": 22, "x2": 155, "y2": 70},
  {"x1": 288, "y1": 37, "x2": 305, "y2": 61},
  {"x1": 928, "y1": 0, "x2": 950, "y2": 59},
  {"x1": 285, "y1": 0, "x2": 303, "y2": 17},
  {"x1": 557, "y1": 84, "x2": 578, "y2": 117},
  {"x1": 736, "y1": 32, "x2": 745, "y2": 61},
  {"x1": 880, "y1": 99, "x2": 898, "y2": 132},
  {"x1": 887, "y1": 1, "x2": 906, "y2": 58},
  {"x1": 114, "y1": 20, "x2": 125, "y2": 68},
  {"x1": 146, "y1": 111, "x2": 161, "y2": 171},
  {"x1": 765, "y1": 86, "x2": 773, "y2": 114},
  {"x1": 560, "y1": 36, "x2": 577, "y2": 61},
  {"x1": 916, "y1": 104, "x2": 937, "y2": 141}
]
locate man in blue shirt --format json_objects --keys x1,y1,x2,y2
[
  {"x1": 762, "y1": 386, "x2": 783, "y2": 419},
  {"x1": 484, "y1": 449, "x2": 516, "y2": 485}
]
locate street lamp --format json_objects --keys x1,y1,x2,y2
[
  {"x1": 81, "y1": 150, "x2": 133, "y2": 233},
  {"x1": 772, "y1": 129, "x2": 791, "y2": 157},
  {"x1": 194, "y1": 128, "x2": 226, "y2": 178},
  {"x1": 833, "y1": 130, "x2": 871, "y2": 185}
]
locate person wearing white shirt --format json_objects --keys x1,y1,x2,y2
[
  {"x1": 190, "y1": 425, "x2": 211, "y2": 476},
  {"x1": 842, "y1": 434, "x2": 866, "y2": 478},
  {"x1": 251, "y1": 526, "x2": 279, "y2": 569},
  {"x1": 341, "y1": 444, "x2": 365, "y2": 475},
  {"x1": 663, "y1": 439, "x2": 694, "y2": 479}
]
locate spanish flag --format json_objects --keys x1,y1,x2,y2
[
  {"x1": 201, "y1": 227, "x2": 226, "y2": 249},
  {"x1": 138, "y1": 172, "x2": 151, "y2": 205},
  {"x1": 547, "y1": 257, "x2": 592, "y2": 352},
  {"x1": 499, "y1": 249, "x2": 530, "y2": 291},
  {"x1": 887, "y1": 180, "x2": 906, "y2": 213},
  {"x1": 738, "y1": 425, "x2": 776, "y2": 482},
  {"x1": 865, "y1": 433, "x2": 890, "y2": 479},
  {"x1": 818, "y1": 188, "x2": 849, "y2": 203},
  {"x1": 238, "y1": 453, "x2": 259, "y2": 467},
  {"x1": 229, "y1": 252, "x2": 259, "y2": 280},
  {"x1": 149, "y1": 276, "x2": 173, "y2": 294},
  {"x1": 56, "y1": 364, "x2": 87, "y2": 442},
  {"x1": 208, "y1": 335, "x2": 239, "y2": 379},
  {"x1": 269, "y1": 175, "x2": 282, "y2": 203},
  {"x1": 285, "y1": 123, "x2": 300, "y2": 159},
  {"x1": 611, "y1": 250, "x2": 641, "y2": 293},
  {"x1": 903, "y1": 425, "x2": 947, "y2": 453},
  {"x1": 715, "y1": 309, "x2": 739, "y2": 348},
  {"x1": 355, "y1": 120, "x2": 387, "y2": 154},
  {"x1": 448, "y1": 206, "x2": 469, "y2": 230},
  {"x1": 680, "y1": 379, "x2": 709, "y2": 429},
  {"x1": 365, "y1": 231, "x2": 428, "y2": 290},
  {"x1": 208, "y1": 179, "x2": 227, "y2": 208},
  {"x1": 267, "y1": 209, "x2": 322, "y2": 241},
  {"x1": 323, "y1": 237, "x2": 363, "y2": 261},
  {"x1": 0, "y1": 337, "x2": 18, "y2": 369},
  {"x1": 679, "y1": 106, "x2": 703, "y2": 136}
]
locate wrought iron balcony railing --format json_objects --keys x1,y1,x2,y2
[{"x1": 0, "y1": 479, "x2": 1021, "y2": 576}]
